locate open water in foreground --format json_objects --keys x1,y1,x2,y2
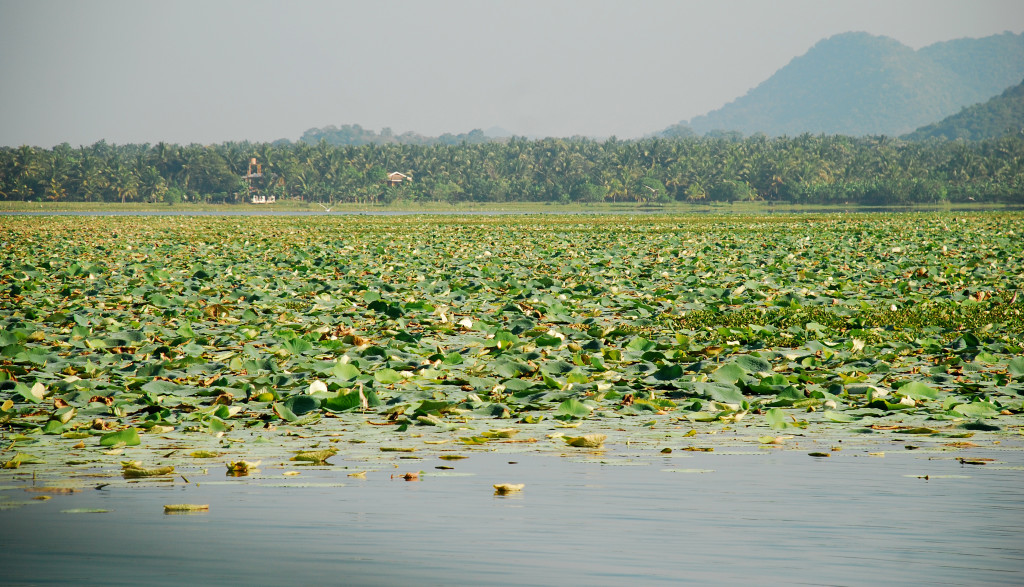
[{"x1": 1, "y1": 448, "x2": 1022, "y2": 586}]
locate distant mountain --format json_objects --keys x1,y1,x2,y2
[
  {"x1": 903, "y1": 78, "x2": 1024, "y2": 141},
  {"x1": 682, "y1": 31, "x2": 1024, "y2": 137},
  {"x1": 300, "y1": 124, "x2": 506, "y2": 146},
  {"x1": 917, "y1": 32, "x2": 1024, "y2": 104},
  {"x1": 483, "y1": 126, "x2": 514, "y2": 138}
]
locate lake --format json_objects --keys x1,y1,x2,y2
[{"x1": 2, "y1": 446, "x2": 1021, "y2": 586}]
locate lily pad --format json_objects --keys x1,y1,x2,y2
[
  {"x1": 99, "y1": 428, "x2": 141, "y2": 447},
  {"x1": 563, "y1": 434, "x2": 606, "y2": 448}
]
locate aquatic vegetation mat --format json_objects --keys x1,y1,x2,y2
[{"x1": 1, "y1": 213, "x2": 1022, "y2": 485}]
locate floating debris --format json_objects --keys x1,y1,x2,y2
[
  {"x1": 493, "y1": 483, "x2": 524, "y2": 495},
  {"x1": 163, "y1": 504, "x2": 209, "y2": 513}
]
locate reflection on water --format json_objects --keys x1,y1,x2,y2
[{"x1": 1, "y1": 450, "x2": 1021, "y2": 586}]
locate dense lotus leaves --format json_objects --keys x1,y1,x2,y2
[
  {"x1": 1009, "y1": 357, "x2": 1024, "y2": 380},
  {"x1": 1, "y1": 213, "x2": 1022, "y2": 473}
]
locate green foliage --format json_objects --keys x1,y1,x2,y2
[
  {"x1": 708, "y1": 180, "x2": 756, "y2": 202},
  {"x1": 163, "y1": 187, "x2": 184, "y2": 205},
  {"x1": 2, "y1": 133, "x2": 1023, "y2": 206},
  {"x1": 0, "y1": 214, "x2": 1022, "y2": 472}
]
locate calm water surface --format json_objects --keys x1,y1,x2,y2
[{"x1": 1, "y1": 449, "x2": 1021, "y2": 586}]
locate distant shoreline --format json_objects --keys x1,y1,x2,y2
[{"x1": 1, "y1": 200, "x2": 1019, "y2": 216}]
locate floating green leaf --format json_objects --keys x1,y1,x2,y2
[
  {"x1": 555, "y1": 398, "x2": 593, "y2": 419},
  {"x1": 897, "y1": 382, "x2": 939, "y2": 400},
  {"x1": 952, "y1": 402, "x2": 1001, "y2": 419},
  {"x1": 99, "y1": 428, "x2": 141, "y2": 447},
  {"x1": 374, "y1": 369, "x2": 403, "y2": 384},
  {"x1": 765, "y1": 408, "x2": 790, "y2": 430},
  {"x1": 291, "y1": 448, "x2": 338, "y2": 464},
  {"x1": 273, "y1": 402, "x2": 298, "y2": 422}
]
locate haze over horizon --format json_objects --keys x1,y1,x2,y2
[{"x1": 2, "y1": 0, "x2": 1023, "y2": 148}]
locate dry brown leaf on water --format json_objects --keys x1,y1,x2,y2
[
  {"x1": 91, "y1": 418, "x2": 114, "y2": 430},
  {"x1": 163, "y1": 504, "x2": 209, "y2": 513},
  {"x1": 122, "y1": 463, "x2": 175, "y2": 478},
  {"x1": 957, "y1": 457, "x2": 995, "y2": 465},
  {"x1": 226, "y1": 460, "x2": 260, "y2": 475},
  {"x1": 24, "y1": 487, "x2": 80, "y2": 494},
  {"x1": 481, "y1": 428, "x2": 518, "y2": 439},
  {"x1": 493, "y1": 483, "x2": 524, "y2": 495},
  {"x1": 945, "y1": 442, "x2": 980, "y2": 449}
]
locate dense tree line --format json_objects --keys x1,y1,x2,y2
[{"x1": 1, "y1": 134, "x2": 1022, "y2": 206}]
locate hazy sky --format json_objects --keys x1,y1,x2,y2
[{"x1": 2, "y1": 0, "x2": 1023, "y2": 147}]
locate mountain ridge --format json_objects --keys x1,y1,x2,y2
[
  {"x1": 682, "y1": 31, "x2": 1024, "y2": 137},
  {"x1": 903, "y1": 78, "x2": 1024, "y2": 140}
]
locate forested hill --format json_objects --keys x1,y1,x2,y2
[
  {"x1": 683, "y1": 31, "x2": 1024, "y2": 137},
  {"x1": 903, "y1": 79, "x2": 1024, "y2": 141},
  {"x1": 299, "y1": 124, "x2": 502, "y2": 146}
]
